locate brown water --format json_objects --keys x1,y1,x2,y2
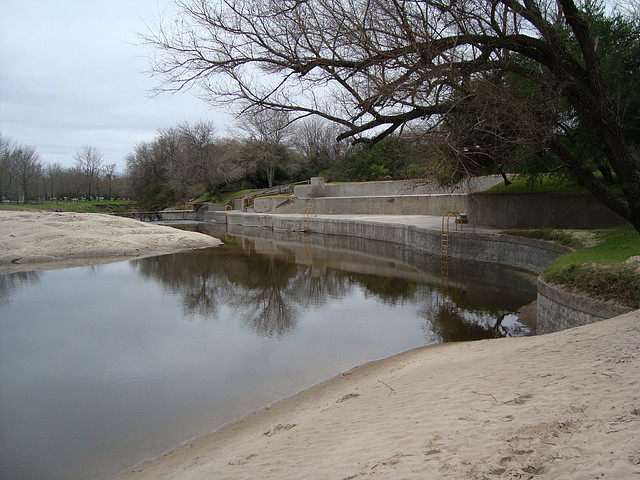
[{"x1": 0, "y1": 224, "x2": 536, "y2": 480}]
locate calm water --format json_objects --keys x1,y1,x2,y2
[{"x1": 0, "y1": 225, "x2": 536, "y2": 480}]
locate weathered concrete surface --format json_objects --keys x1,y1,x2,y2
[
  {"x1": 205, "y1": 212, "x2": 570, "y2": 274},
  {"x1": 199, "y1": 222, "x2": 538, "y2": 304},
  {"x1": 222, "y1": 176, "x2": 629, "y2": 229},
  {"x1": 309, "y1": 176, "x2": 326, "y2": 197},
  {"x1": 536, "y1": 278, "x2": 633, "y2": 334},
  {"x1": 469, "y1": 193, "x2": 629, "y2": 229},
  {"x1": 203, "y1": 211, "x2": 630, "y2": 330},
  {"x1": 293, "y1": 176, "x2": 503, "y2": 198},
  {"x1": 253, "y1": 194, "x2": 469, "y2": 215},
  {"x1": 250, "y1": 176, "x2": 502, "y2": 215}
]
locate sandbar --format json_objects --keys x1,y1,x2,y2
[{"x1": 0, "y1": 210, "x2": 221, "y2": 274}]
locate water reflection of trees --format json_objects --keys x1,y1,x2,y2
[
  {"x1": 229, "y1": 254, "x2": 300, "y2": 336},
  {"x1": 130, "y1": 244, "x2": 356, "y2": 337},
  {"x1": 343, "y1": 272, "x2": 422, "y2": 305},
  {"x1": 420, "y1": 287, "x2": 530, "y2": 342},
  {"x1": 131, "y1": 237, "x2": 532, "y2": 340},
  {"x1": 0, "y1": 271, "x2": 43, "y2": 308}
]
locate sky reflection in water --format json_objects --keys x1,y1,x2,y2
[{"x1": 0, "y1": 227, "x2": 535, "y2": 480}]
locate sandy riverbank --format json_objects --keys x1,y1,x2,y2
[
  {"x1": 115, "y1": 309, "x2": 639, "y2": 480},
  {"x1": 0, "y1": 210, "x2": 221, "y2": 274}
]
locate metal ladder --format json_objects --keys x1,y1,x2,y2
[
  {"x1": 302, "y1": 206, "x2": 317, "y2": 232},
  {"x1": 441, "y1": 212, "x2": 463, "y2": 292}
]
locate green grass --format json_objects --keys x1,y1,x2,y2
[
  {"x1": 514, "y1": 226, "x2": 640, "y2": 308},
  {"x1": 0, "y1": 200, "x2": 134, "y2": 213},
  {"x1": 546, "y1": 226, "x2": 639, "y2": 267},
  {"x1": 501, "y1": 228, "x2": 584, "y2": 248},
  {"x1": 480, "y1": 174, "x2": 623, "y2": 195}
]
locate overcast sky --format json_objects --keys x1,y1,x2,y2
[{"x1": 0, "y1": 0, "x2": 230, "y2": 172}]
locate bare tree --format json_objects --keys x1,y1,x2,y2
[
  {"x1": 146, "y1": 0, "x2": 640, "y2": 231},
  {"x1": 235, "y1": 109, "x2": 298, "y2": 187},
  {"x1": 293, "y1": 118, "x2": 350, "y2": 172},
  {"x1": 126, "y1": 135, "x2": 177, "y2": 208},
  {"x1": 126, "y1": 121, "x2": 245, "y2": 207},
  {"x1": 43, "y1": 163, "x2": 66, "y2": 201},
  {"x1": 0, "y1": 133, "x2": 14, "y2": 201},
  {"x1": 102, "y1": 163, "x2": 117, "y2": 200},
  {"x1": 11, "y1": 145, "x2": 42, "y2": 203},
  {"x1": 173, "y1": 121, "x2": 245, "y2": 200},
  {"x1": 74, "y1": 145, "x2": 104, "y2": 198}
]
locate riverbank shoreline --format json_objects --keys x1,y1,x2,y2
[{"x1": 115, "y1": 308, "x2": 639, "y2": 479}]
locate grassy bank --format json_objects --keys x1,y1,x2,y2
[
  {"x1": 505, "y1": 226, "x2": 640, "y2": 308},
  {"x1": 482, "y1": 174, "x2": 623, "y2": 195},
  {"x1": 0, "y1": 200, "x2": 134, "y2": 213}
]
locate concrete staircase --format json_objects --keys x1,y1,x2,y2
[{"x1": 248, "y1": 176, "x2": 503, "y2": 216}]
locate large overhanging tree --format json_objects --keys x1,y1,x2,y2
[{"x1": 146, "y1": 0, "x2": 640, "y2": 232}]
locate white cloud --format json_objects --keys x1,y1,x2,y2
[{"x1": 0, "y1": 0, "x2": 230, "y2": 171}]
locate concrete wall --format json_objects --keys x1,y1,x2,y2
[
  {"x1": 205, "y1": 211, "x2": 570, "y2": 274},
  {"x1": 201, "y1": 222, "x2": 538, "y2": 301},
  {"x1": 469, "y1": 194, "x2": 629, "y2": 229},
  {"x1": 247, "y1": 180, "x2": 630, "y2": 229},
  {"x1": 536, "y1": 278, "x2": 632, "y2": 333},
  {"x1": 203, "y1": 212, "x2": 635, "y2": 330},
  {"x1": 253, "y1": 194, "x2": 469, "y2": 215},
  {"x1": 293, "y1": 176, "x2": 503, "y2": 198}
]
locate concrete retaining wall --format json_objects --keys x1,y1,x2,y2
[
  {"x1": 469, "y1": 194, "x2": 629, "y2": 229},
  {"x1": 205, "y1": 211, "x2": 570, "y2": 274},
  {"x1": 203, "y1": 212, "x2": 633, "y2": 330},
  {"x1": 293, "y1": 176, "x2": 503, "y2": 197},
  {"x1": 202, "y1": 222, "x2": 538, "y2": 302},
  {"x1": 253, "y1": 194, "x2": 469, "y2": 215},
  {"x1": 536, "y1": 278, "x2": 632, "y2": 334}
]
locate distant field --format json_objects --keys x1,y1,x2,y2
[{"x1": 0, "y1": 200, "x2": 135, "y2": 213}]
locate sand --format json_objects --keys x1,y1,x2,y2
[
  {"x1": 0, "y1": 210, "x2": 221, "y2": 274},
  {"x1": 2, "y1": 210, "x2": 638, "y2": 479}
]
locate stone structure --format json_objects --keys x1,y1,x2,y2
[
  {"x1": 309, "y1": 177, "x2": 326, "y2": 197},
  {"x1": 203, "y1": 211, "x2": 633, "y2": 331},
  {"x1": 253, "y1": 194, "x2": 469, "y2": 216},
  {"x1": 243, "y1": 177, "x2": 630, "y2": 229},
  {"x1": 469, "y1": 193, "x2": 629, "y2": 229},
  {"x1": 536, "y1": 278, "x2": 632, "y2": 334}
]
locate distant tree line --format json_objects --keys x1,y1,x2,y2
[{"x1": 0, "y1": 133, "x2": 128, "y2": 203}]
